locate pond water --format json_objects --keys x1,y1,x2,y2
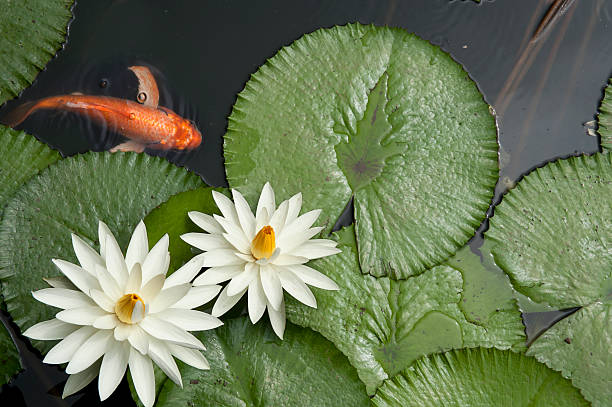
[{"x1": 1, "y1": 0, "x2": 611, "y2": 405}]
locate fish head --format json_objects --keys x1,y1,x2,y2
[{"x1": 177, "y1": 118, "x2": 202, "y2": 150}]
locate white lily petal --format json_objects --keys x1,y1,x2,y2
[
  {"x1": 222, "y1": 232, "x2": 251, "y2": 254},
  {"x1": 211, "y1": 285, "x2": 247, "y2": 317},
  {"x1": 156, "y1": 309, "x2": 223, "y2": 331},
  {"x1": 267, "y1": 298, "x2": 286, "y2": 340},
  {"x1": 193, "y1": 265, "x2": 243, "y2": 285},
  {"x1": 256, "y1": 182, "x2": 275, "y2": 223},
  {"x1": 277, "y1": 209, "x2": 321, "y2": 242},
  {"x1": 286, "y1": 264, "x2": 339, "y2": 290},
  {"x1": 139, "y1": 274, "x2": 165, "y2": 304},
  {"x1": 167, "y1": 343, "x2": 209, "y2": 370},
  {"x1": 278, "y1": 270, "x2": 317, "y2": 308},
  {"x1": 284, "y1": 192, "x2": 303, "y2": 226},
  {"x1": 232, "y1": 189, "x2": 256, "y2": 239},
  {"x1": 163, "y1": 254, "x2": 204, "y2": 288},
  {"x1": 269, "y1": 200, "x2": 289, "y2": 233},
  {"x1": 93, "y1": 314, "x2": 119, "y2": 330},
  {"x1": 188, "y1": 211, "x2": 224, "y2": 234},
  {"x1": 52, "y1": 259, "x2": 100, "y2": 296},
  {"x1": 259, "y1": 265, "x2": 283, "y2": 311},
  {"x1": 44, "y1": 326, "x2": 96, "y2": 364},
  {"x1": 128, "y1": 325, "x2": 150, "y2": 355},
  {"x1": 172, "y1": 285, "x2": 222, "y2": 309},
  {"x1": 98, "y1": 340, "x2": 130, "y2": 401},
  {"x1": 141, "y1": 234, "x2": 169, "y2": 283},
  {"x1": 214, "y1": 215, "x2": 250, "y2": 246},
  {"x1": 148, "y1": 339, "x2": 182, "y2": 387},
  {"x1": 255, "y1": 207, "x2": 270, "y2": 233},
  {"x1": 23, "y1": 319, "x2": 78, "y2": 341},
  {"x1": 236, "y1": 252, "x2": 255, "y2": 262},
  {"x1": 139, "y1": 316, "x2": 205, "y2": 350},
  {"x1": 290, "y1": 242, "x2": 341, "y2": 259},
  {"x1": 98, "y1": 221, "x2": 114, "y2": 259},
  {"x1": 56, "y1": 306, "x2": 109, "y2": 326},
  {"x1": 32, "y1": 288, "x2": 94, "y2": 309},
  {"x1": 277, "y1": 226, "x2": 324, "y2": 253},
  {"x1": 65, "y1": 329, "x2": 112, "y2": 374},
  {"x1": 62, "y1": 360, "x2": 101, "y2": 399},
  {"x1": 125, "y1": 221, "x2": 149, "y2": 271},
  {"x1": 180, "y1": 232, "x2": 229, "y2": 251},
  {"x1": 94, "y1": 264, "x2": 122, "y2": 301},
  {"x1": 226, "y1": 263, "x2": 258, "y2": 296},
  {"x1": 149, "y1": 283, "x2": 191, "y2": 314},
  {"x1": 272, "y1": 253, "x2": 309, "y2": 266},
  {"x1": 125, "y1": 263, "x2": 143, "y2": 294},
  {"x1": 211, "y1": 190, "x2": 239, "y2": 225},
  {"x1": 201, "y1": 249, "x2": 245, "y2": 267},
  {"x1": 90, "y1": 289, "x2": 116, "y2": 312},
  {"x1": 114, "y1": 322, "x2": 133, "y2": 342},
  {"x1": 71, "y1": 234, "x2": 104, "y2": 275},
  {"x1": 129, "y1": 347, "x2": 155, "y2": 407},
  {"x1": 43, "y1": 276, "x2": 77, "y2": 290},
  {"x1": 248, "y1": 277, "x2": 266, "y2": 324},
  {"x1": 105, "y1": 235, "x2": 129, "y2": 287}
]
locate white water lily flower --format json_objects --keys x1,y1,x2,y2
[
  {"x1": 181, "y1": 183, "x2": 341, "y2": 339},
  {"x1": 23, "y1": 221, "x2": 223, "y2": 407}
]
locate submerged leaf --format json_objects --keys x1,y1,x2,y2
[
  {"x1": 133, "y1": 317, "x2": 369, "y2": 407},
  {"x1": 0, "y1": 318, "x2": 21, "y2": 386},
  {"x1": 224, "y1": 23, "x2": 498, "y2": 279},
  {"x1": 286, "y1": 226, "x2": 524, "y2": 394},
  {"x1": 486, "y1": 153, "x2": 612, "y2": 406},
  {"x1": 0, "y1": 152, "x2": 201, "y2": 353},
  {"x1": 0, "y1": 0, "x2": 73, "y2": 105},
  {"x1": 372, "y1": 348, "x2": 588, "y2": 407},
  {"x1": 598, "y1": 78, "x2": 612, "y2": 151}
]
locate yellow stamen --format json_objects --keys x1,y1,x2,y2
[
  {"x1": 251, "y1": 225, "x2": 276, "y2": 260},
  {"x1": 115, "y1": 293, "x2": 146, "y2": 324}
]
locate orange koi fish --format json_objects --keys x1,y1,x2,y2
[{"x1": 3, "y1": 66, "x2": 201, "y2": 153}]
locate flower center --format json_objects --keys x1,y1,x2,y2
[
  {"x1": 251, "y1": 225, "x2": 276, "y2": 260},
  {"x1": 115, "y1": 293, "x2": 147, "y2": 324}
]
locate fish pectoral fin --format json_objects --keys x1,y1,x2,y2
[
  {"x1": 128, "y1": 66, "x2": 160, "y2": 108},
  {"x1": 109, "y1": 141, "x2": 147, "y2": 153}
]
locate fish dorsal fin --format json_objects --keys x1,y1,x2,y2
[
  {"x1": 128, "y1": 66, "x2": 159, "y2": 108},
  {"x1": 71, "y1": 92, "x2": 84, "y2": 95}
]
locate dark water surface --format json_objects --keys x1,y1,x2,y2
[{"x1": 1, "y1": 0, "x2": 611, "y2": 405}]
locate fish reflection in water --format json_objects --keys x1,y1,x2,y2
[{"x1": 2, "y1": 66, "x2": 202, "y2": 153}]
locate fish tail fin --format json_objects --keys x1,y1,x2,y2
[{"x1": 1, "y1": 101, "x2": 40, "y2": 128}]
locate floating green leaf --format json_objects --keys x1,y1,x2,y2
[
  {"x1": 372, "y1": 348, "x2": 588, "y2": 407},
  {"x1": 598, "y1": 78, "x2": 612, "y2": 151},
  {"x1": 144, "y1": 187, "x2": 226, "y2": 273},
  {"x1": 0, "y1": 319, "x2": 21, "y2": 386},
  {"x1": 486, "y1": 153, "x2": 612, "y2": 406},
  {"x1": 0, "y1": 152, "x2": 201, "y2": 353},
  {"x1": 0, "y1": 126, "x2": 60, "y2": 209},
  {"x1": 0, "y1": 0, "x2": 73, "y2": 105},
  {"x1": 133, "y1": 317, "x2": 369, "y2": 407},
  {"x1": 224, "y1": 23, "x2": 498, "y2": 279},
  {"x1": 286, "y1": 226, "x2": 524, "y2": 394}
]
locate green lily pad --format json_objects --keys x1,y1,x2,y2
[
  {"x1": 144, "y1": 187, "x2": 226, "y2": 273},
  {"x1": 0, "y1": 126, "x2": 60, "y2": 209},
  {"x1": 598, "y1": 78, "x2": 612, "y2": 151},
  {"x1": 224, "y1": 23, "x2": 498, "y2": 279},
  {"x1": 132, "y1": 317, "x2": 369, "y2": 407},
  {"x1": 0, "y1": 318, "x2": 21, "y2": 386},
  {"x1": 486, "y1": 153, "x2": 612, "y2": 406},
  {"x1": 0, "y1": 0, "x2": 73, "y2": 105},
  {"x1": 0, "y1": 152, "x2": 201, "y2": 353},
  {"x1": 286, "y1": 226, "x2": 524, "y2": 394},
  {"x1": 372, "y1": 348, "x2": 588, "y2": 407}
]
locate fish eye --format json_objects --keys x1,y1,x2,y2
[
  {"x1": 99, "y1": 79, "x2": 109, "y2": 88},
  {"x1": 137, "y1": 92, "x2": 147, "y2": 103}
]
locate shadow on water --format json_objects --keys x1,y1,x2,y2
[{"x1": 1, "y1": 0, "x2": 612, "y2": 405}]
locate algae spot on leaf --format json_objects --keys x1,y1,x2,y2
[
  {"x1": 485, "y1": 152, "x2": 612, "y2": 406},
  {"x1": 224, "y1": 24, "x2": 498, "y2": 279}
]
